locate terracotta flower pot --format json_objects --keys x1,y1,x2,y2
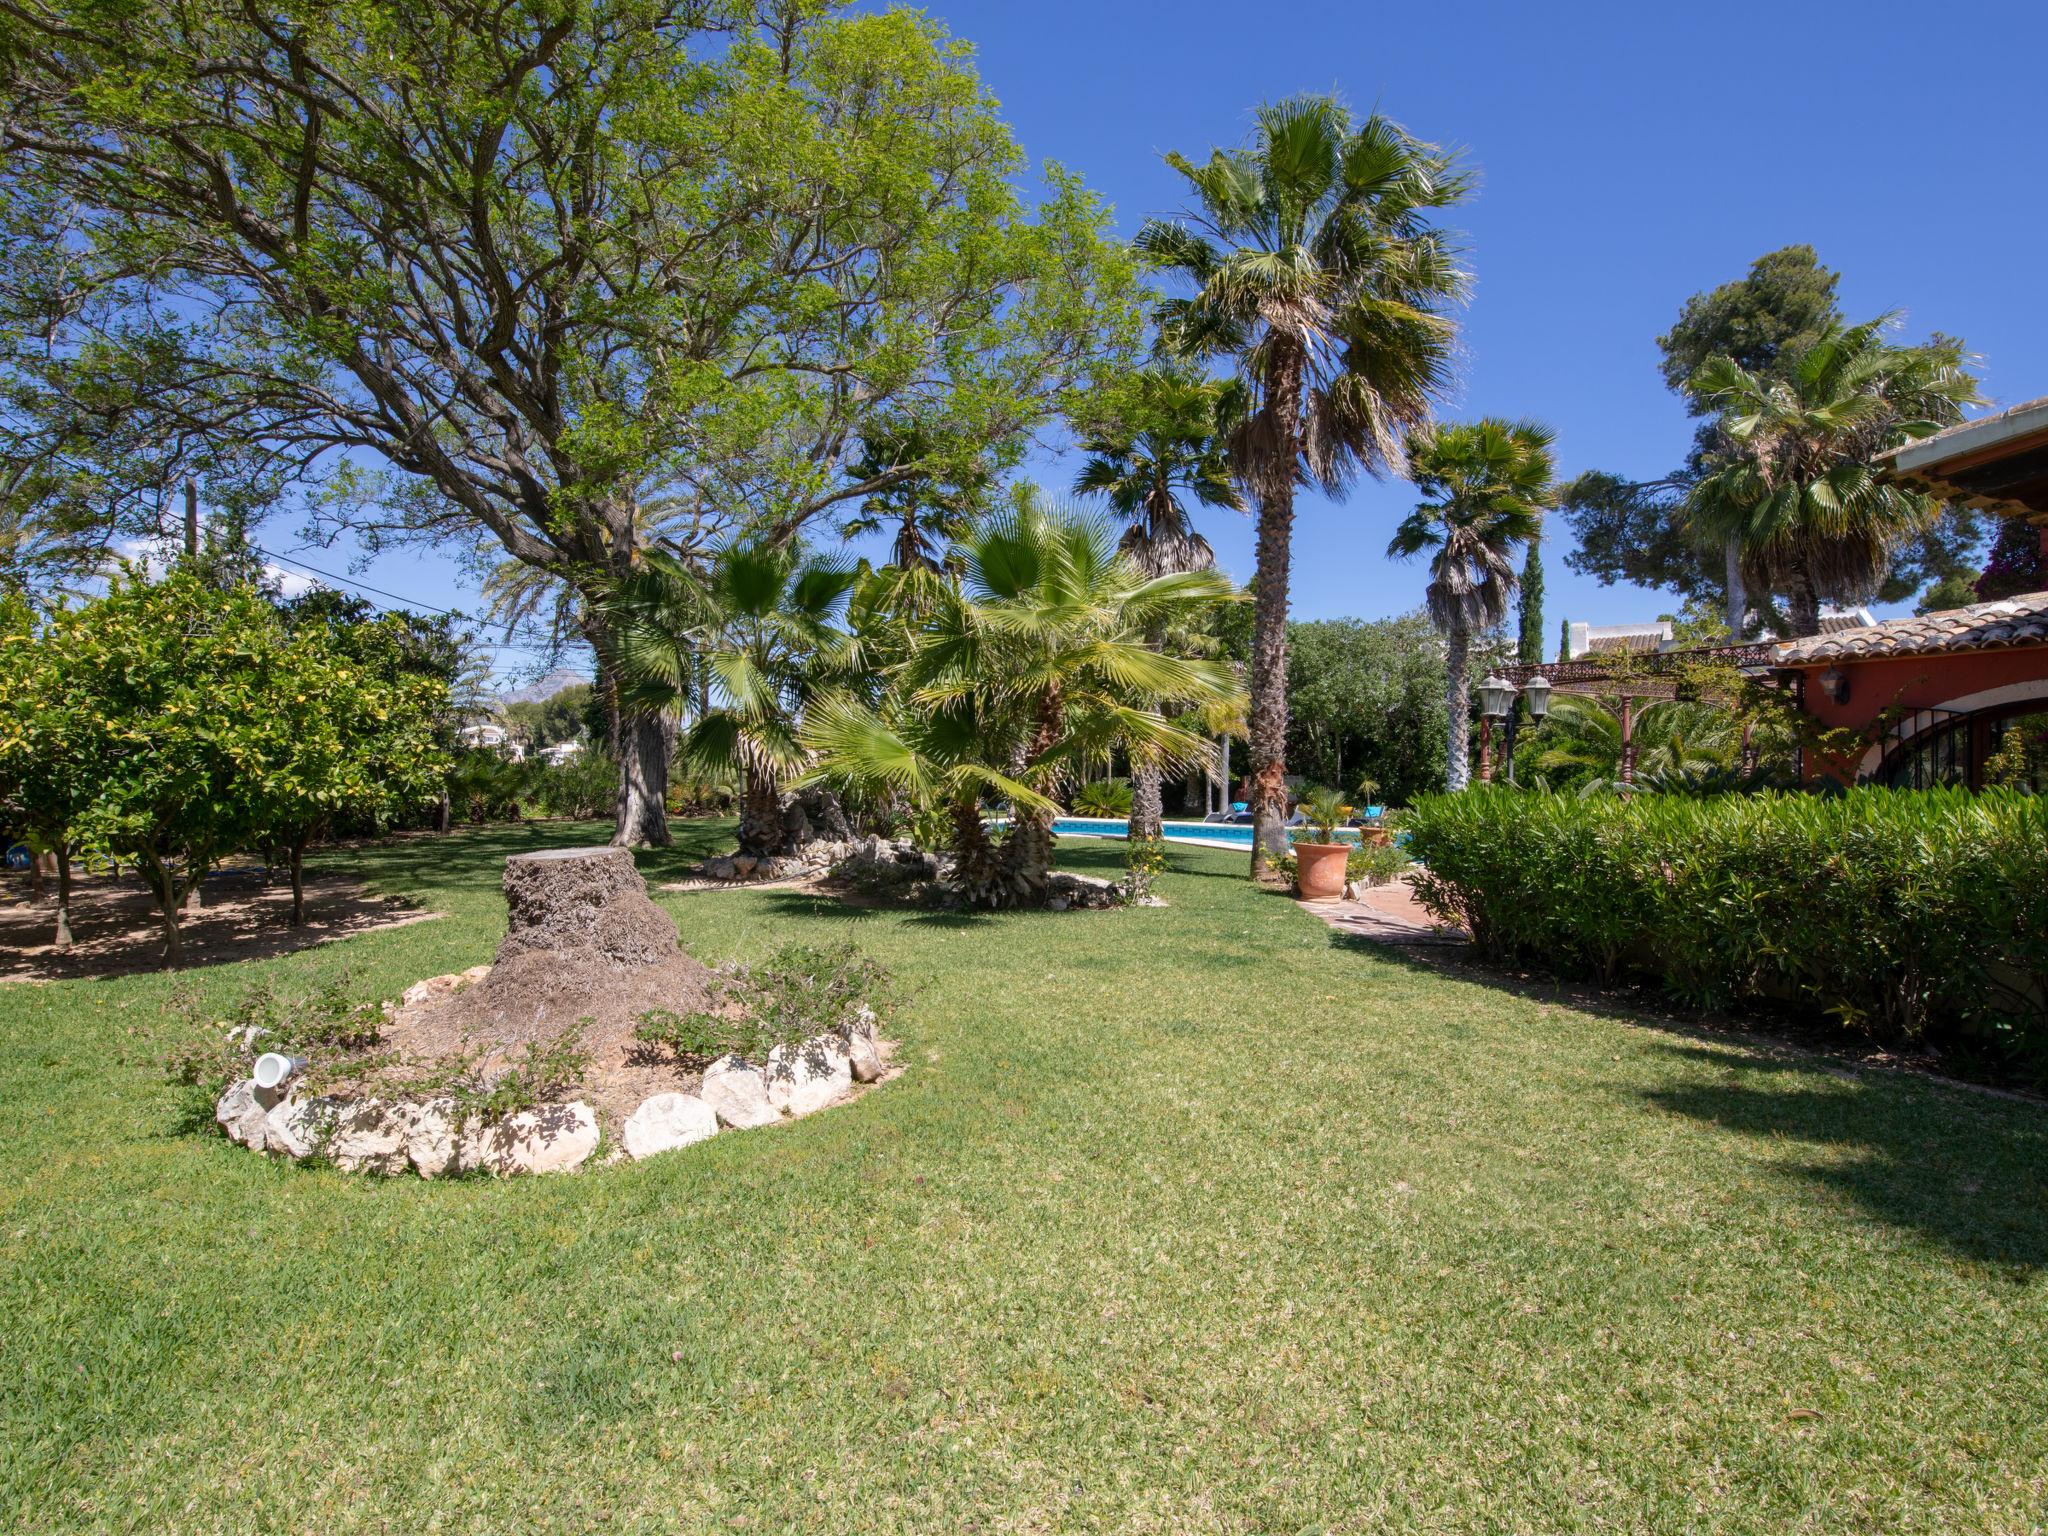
[
  {"x1": 1361, "y1": 826, "x2": 1392, "y2": 848},
  {"x1": 1293, "y1": 841, "x2": 1350, "y2": 901}
]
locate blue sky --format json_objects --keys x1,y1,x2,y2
[{"x1": 260, "y1": 0, "x2": 2048, "y2": 683}]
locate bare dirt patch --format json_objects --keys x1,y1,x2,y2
[
  {"x1": 0, "y1": 866, "x2": 439, "y2": 983},
  {"x1": 377, "y1": 946, "x2": 727, "y2": 1130}
]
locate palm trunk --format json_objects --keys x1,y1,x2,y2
[
  {"x1": 947, "y1": 794, "x2": 1005, "y2": 906},
  {"x1": 1247, "y1": 356, "x2": 1303, "y2": 877},
  {"x1": 738, "y1": 767, "x2": 783, "y2": 856},
  {"x1": 1129, "y1": 621, "x2": 1167, "y2": 841},
  {"x1": 1445, "y1": 626, "x2": 1472, "y2": 792},
  {"x1": 1723, "y1": 538, "x2": 1747, "y2": 640},
  {"x1": 1213, "y1": 734, "x2": 1230, "y2": 816},
  {"x1": 612, "y1": 711, "x2": 673, "y2": 848},
  {"x1": 1130, "y1": 765, "x2": 1165, "y2": 841},
  {"x1": 1786, "y1": 569, "x2": 1822, "y2": 639},
  {"x1": 53, "y1": 841, "x2": 73, "y2": 953}
]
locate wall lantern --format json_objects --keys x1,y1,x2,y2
[
  {"x1": 1522, "y1": 674, "x2": 1552, "y2": 722},
  {"x1": 1818, "y1": 665, "x2": 1850, "y2": 705},
  {"x1": 1476, "y1": 674, "x2": 1516, "y2": 720}
]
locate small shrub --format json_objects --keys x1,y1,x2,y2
[
  {"x1": 1070, "y1": 778, "x2": 1133, "y2": 817},
  {"x1": 1123, "y1": 831, "x2": 1168, "y2": 901},
  {"x1": 530, "y1": 751, "x2": 617, "y2": 820},
  {"x1": 163, "y1": 972, "x2": 386, "y2": 1099},
  {"x1": 635, "y1": 941, "x2": 895, "y2": 1066},
  {"x1": 1404, "y1": 786, "x2": 2048, "y2": 1082},
  {"x1": 1348, "y1": 840, "x2": 1410, "y2": 887},
  {"x1": 453, "y1": 1025, "x2": 591, "y2": 1124}
]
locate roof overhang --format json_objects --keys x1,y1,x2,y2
[{"x1": 1882, "y1": 396, "x2": 2048, "y2": 522}]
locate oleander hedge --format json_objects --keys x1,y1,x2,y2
[{"x1": 1404, "y1": 786, "x2": 2048, "y2": 1081}]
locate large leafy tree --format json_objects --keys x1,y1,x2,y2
[
  {"x1": 1137, "y1": 96, "x2": 1468, "y2": 873},
  {"x1": 1072, "y1": 368, "x2": 1242, "y2": 838},
  {"x1": 1389, "y1": 419, "x2": 1555, "y2": 791},
  {"x1": 1562, "y1": 247, "x2": 1982, "y2": 626},
  {"x1": 0, "y1": 0, "x2": 1140, "y2": 847},
  {"x1": 1283, "y1": 614, "x2": 1448, "y2": 805},
  {"x1": 804, "y1": 498, "x2": 1240, "y2": 907},
  {"x1": 1686, "y1": 317, "x2": 1978, "y2": 637}
]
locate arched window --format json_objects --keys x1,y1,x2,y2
[{"x1": 1878, "y1": 717, "x2": 1969, "y2": 789}]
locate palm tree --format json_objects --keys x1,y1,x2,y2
[
  {"x1": 839, "y1": 422, "x2": 995, "y2": 574},
  {"x1": 1137, "y1": 95, "x2": 1469, "y2": 873},
  {"x1": 608, "y1": 542, "x2": 857, "y2": 857},
  {"x1": 1529, "y1": 695, "x2": 1742, "y2": 793},
  {"x1": 1073, "y1": 369, "x2": 1243, "y2": 839},
  {"x1": 1388, "y1": 419, "x2": 1556, "y2": 791},
  {"x1": 1686, "y1": 317, "x2": 1978, "y2": 637},
  {"x1": 803, "y1": 498, "x2": 1241, "y2": 906}
]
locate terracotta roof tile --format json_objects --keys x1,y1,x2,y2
[{"x1": 1773, "y1": 591, "x2": 2048, "y2": 664}]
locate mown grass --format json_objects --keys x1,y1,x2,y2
[{"x1": 2, "y1": 821, "x2": 2043, "y2": 1533}]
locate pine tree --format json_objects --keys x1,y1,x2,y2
[{"x1": 1517, "y1": 539, "x2": 1546, "y2": 664}]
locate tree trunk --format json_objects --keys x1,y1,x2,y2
[
  {"x1": 1246, "y1": 358, "x2": 1302, "y2": 877},
  {"x1": 27, "y1": 846, "x2": 44, "y2": 901},
  {"x1": 434, "y1": 790, "x2": 452, "y2": 835},
  {"x1": 288, "y1": 840, "x2": 306, "y2": 927},
  {"x1": 1445, "y1": 626, "x2": 1472, "y2": 792},
  {"x1": 1130, "y1": 764, "x2": 1165, "y2": 841},
  {"x1": 1723, "y1": 538, "x2": 1748, "y2": 640},
  {"x1": 737, "y1": 768, "x2": 783, "y2": 856},
  {"x1": 137, "y1": 849, "x2": 182, "y2": 965},
  {"x1": 1213, "y1": 734, "x2": 1231, "y2": 816},
  {"x1": 1786, "y1": 571, "x2": 1822, "y2": 639},
  {"x1": 612, "y1": 710, "x2": 673, "y2": 848},
  {"x1": 53, "y1": 842, "x2": 73, "y2": 953}
]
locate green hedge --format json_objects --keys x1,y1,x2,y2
[{"x1": 1404, "y1": 787, "x2": 2048, "y2": 1082}]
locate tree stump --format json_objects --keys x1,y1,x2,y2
[{"x1": 496, "y1": 846, "x2": 677, "y2": 967}]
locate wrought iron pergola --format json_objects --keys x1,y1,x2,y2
[{"x1": 1482, "y1": 642, "x2": 1788, "y2": 785}]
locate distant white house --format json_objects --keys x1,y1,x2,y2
[
  {"x1": 538, "y1": 740, "x2": 585, "y2": 767},
  {"x1": 1567, "y1": 606, "x2": 1876, "y2": 659},
  {"x1": 458, "y1": 720, "x2": 526, "y2": 761}
]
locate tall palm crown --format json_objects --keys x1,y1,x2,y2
[
  {"x1": 1137, "y1": 95, "x2": 1468, "y2": 869},
  {"x1": 1073, "y1": 371, "x2": 1243, "y2": 578},
  {"x1": 1686, "y1": 316, "x2": 1977, "y2": 636},
  {"x1": 1389, "y1": 418, "x2": 1556, "y2": 791}
]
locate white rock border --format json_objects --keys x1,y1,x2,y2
[{"x1": 214, "y1": 970, "x2": 896, "y2": 1177}]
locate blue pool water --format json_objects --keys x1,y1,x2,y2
[{"x1": 1052, "y1": 817, "x2": 1363, "y2": 848}]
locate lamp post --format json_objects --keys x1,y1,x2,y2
[
  {"x1": 1476, "y1": 674, "x2": 1515, "y2": 783},
  {"x1": 1478, "y1": 673, "x2": 1551, "y2": 786}
]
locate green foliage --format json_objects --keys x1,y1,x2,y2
[
  {"x1": 453, "y1": 1027, "x2": 592, "y2": 1127},
  {"x1": 502, "y1": 685, "x2": 593, "y2": 750},
  {"x1": 1687, "y1": 317, "x2": 1979, "y2": 631},
  {"x1": 803, "y1": 497, "x2": 1240, "y2": 906},
  {"x1": 446, "y1": 752, "x2": 537, "y2": 825},
  {"x1": 1517, "y1": 539, "x2": 1546, "y2": 664},
  {"x1": 1348, "y1": 839, "x2": 1411, "y2": 887},
  {"x1": 1069, "y1": 779, "x2": 1133, "y2": 817},
  {"x1": 1121, "y1": 831, "x2": 1168, "y2": 901},
  {"x1": 1405, "y1": 787, "x2": 2048, "y2": 1081},
  {"x1": 0, "y1": 568, "x2": 446, "y2": 950},
  {"x1": 635, "y1": 942, "x2": 895, "y2": 1068},
  {"x1": 529, "y1": 752, "x2": 619, "y2": 821},
  {"x1": 1658, "y1": 245, "x2": 1844, "y2": 405},
  {"x1": 1295, "y1": 786, "x2": 1351, "y2": 844},
  {"x1": 163, "y1": 973, "x2": 389, "y2": 1103},
  {"x1": 1284, "y1": 614, "x2": 1448, "y2": 804}
]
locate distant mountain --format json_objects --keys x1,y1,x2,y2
[{"x1": 496, "y1": 666, "x2": 591, "y2": 705}]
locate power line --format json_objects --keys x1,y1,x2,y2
[{"x1": 254, "y1": 544, "x2": 578, "y2": 663}]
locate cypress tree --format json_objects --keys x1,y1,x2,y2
[
  {"x1": 1517, "y1": 539, "x2": 1546, "y2": 663},
  {"x1": 1558, "y1": 615, "x2": 1571, "y2": 662}
]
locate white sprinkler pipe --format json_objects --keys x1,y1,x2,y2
[{"x1": 251, "y1": 1052, "x2": 306, "y2": 1092}]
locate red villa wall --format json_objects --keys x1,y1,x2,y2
[{"x1": 1787, "y1": 643, "x2": 2048, "y2": 784}]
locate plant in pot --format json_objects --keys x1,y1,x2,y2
[
  {"x1": 1290, "y1": 786, "x2": 1353, "y2": 901},
  {"x1": 1353, "y1": 775, "x2": 1392, "y2": 846}
]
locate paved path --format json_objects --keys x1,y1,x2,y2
[{"x1": 1298, "y1": 875, "x2": 1468, "y2": 947}]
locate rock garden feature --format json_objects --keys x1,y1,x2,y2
[{"x1": 197, "y1": 846, "x2": 896, "y2": 1177}]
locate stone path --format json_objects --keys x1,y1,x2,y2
[{"x1": 1298, "y1": 875, "x2": 1468, "y2": 947}]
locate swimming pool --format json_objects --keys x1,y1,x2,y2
[{"x1": 1051, "y1": 817, "x2": 1363, "y2": 848}]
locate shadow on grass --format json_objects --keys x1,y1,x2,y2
[
  {"x1": 1327, "y1": 931, "x2": 2048, "y2": 1275},
  {"x1": 324, "y1": 817, "x2": 736, "y2": 903}
]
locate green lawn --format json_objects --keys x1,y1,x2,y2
[{"x1": 2, "y1": 822, "x2": 2043, "y2": 1533}]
